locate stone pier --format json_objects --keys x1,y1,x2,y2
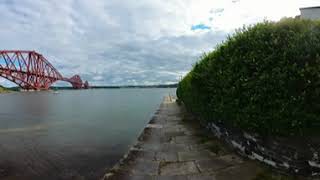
[{"x1": 102, "y1": 96, "x2": 265, "y2": 180}]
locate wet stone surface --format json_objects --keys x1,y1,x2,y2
[{"x1": 103, "y1": 96, "x2": 263, "y2": 180}]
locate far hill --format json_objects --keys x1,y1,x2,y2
[
  {"x1": 0, "y1": 83, "x2": 178, "y2": 91},
  {"x1": 51, "y1": 83, "x2": 178, "y2": 90},
  {"x1": 0, "y1": 85, "x2": 11, "y2": 93}
]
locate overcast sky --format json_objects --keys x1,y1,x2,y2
[{"x1": 0, "y1": 0, "x2": 319, "y2": 86}]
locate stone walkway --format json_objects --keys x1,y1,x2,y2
[{"x1": 103, "y1": 96, "x2": 263, "y2": 180}]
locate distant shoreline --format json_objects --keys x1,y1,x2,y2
[
  {"x1": 52, "y1": 84, "x2": 178, "y2": 90},
  {"x1": 1, "y1": 84, "x2": 178, "y2": 91}
]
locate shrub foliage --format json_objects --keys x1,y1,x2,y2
[{"x1": 177, "y1": 18, "x2": 320, "y2": 136}]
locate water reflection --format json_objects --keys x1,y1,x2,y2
[{"x1": 0, "y1": 88, "x2": 175, "y2": 180}]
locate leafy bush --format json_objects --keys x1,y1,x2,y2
[{"x1": 177, "y1": 18, "x2": 320, "y2": 136}]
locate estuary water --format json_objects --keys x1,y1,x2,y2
[{"x1": 0, "y1": 88, "x2": 176, "y2": 180}]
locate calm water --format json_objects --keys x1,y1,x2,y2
[{"x1": 0, "y1": 88, "x2": 176, "y2": 180}]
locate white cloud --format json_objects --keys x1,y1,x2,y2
[{"x1": 0, "y1": 0, "x2": 318, "y2": 86}]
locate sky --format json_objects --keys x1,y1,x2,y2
[{"x1": 0, "y1": 0, "x2": 319, "y2": 86}]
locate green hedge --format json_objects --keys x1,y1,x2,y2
[{"x1": 177, "y1": 18, "x2": 320, "y2": 136}]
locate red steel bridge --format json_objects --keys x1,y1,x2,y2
[{"x1": 0, "y1": 50, "x2": 89, "y2": 90}]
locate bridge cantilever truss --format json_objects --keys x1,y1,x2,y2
[{"x1": 0, "y1": 50, "x2": 89, "y2": 90}]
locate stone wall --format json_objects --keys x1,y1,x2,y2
[{"x1": 196, "y1": 117, "x2": 320, "y2": 176}]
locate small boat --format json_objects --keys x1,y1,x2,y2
[{"x1": 53, "y1": 91, "x2": 59, "y2": 94}]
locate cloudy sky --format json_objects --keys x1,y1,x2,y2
[{"x1": 0, "y1": 0, "x2": 319, "y2": 86}]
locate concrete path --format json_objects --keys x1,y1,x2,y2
[{"x1": 103, "y1": 96, "x2": 263, "y2": 180}]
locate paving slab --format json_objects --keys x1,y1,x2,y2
[
  {"x1": 196, "y1": 158, "x2": 232, "y2": 172},
  {"x1": 187, "y1": 173, "x2": 216, "y2": 180},
  {"x1": 178, "y1": 150, "x2": 216, "y2": 161},
  {"x1": 159, "y1": 161, "x2": 199, "y2": 176},
  {"x1": 104, "y1": 173, "x2": 155, "y2": 180},
  {"x1": 129, "y1": 161, "x2": 159, "y2": 176},
  {"x1": 156, "y1": 175, "x2": 188, "y2": 180},
  {"x1": 103, "y1": 96, "x2": 263, "y2": 180},
  {"x1": 155, "y1": 152, "x2": 178, "y2": 162}
]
